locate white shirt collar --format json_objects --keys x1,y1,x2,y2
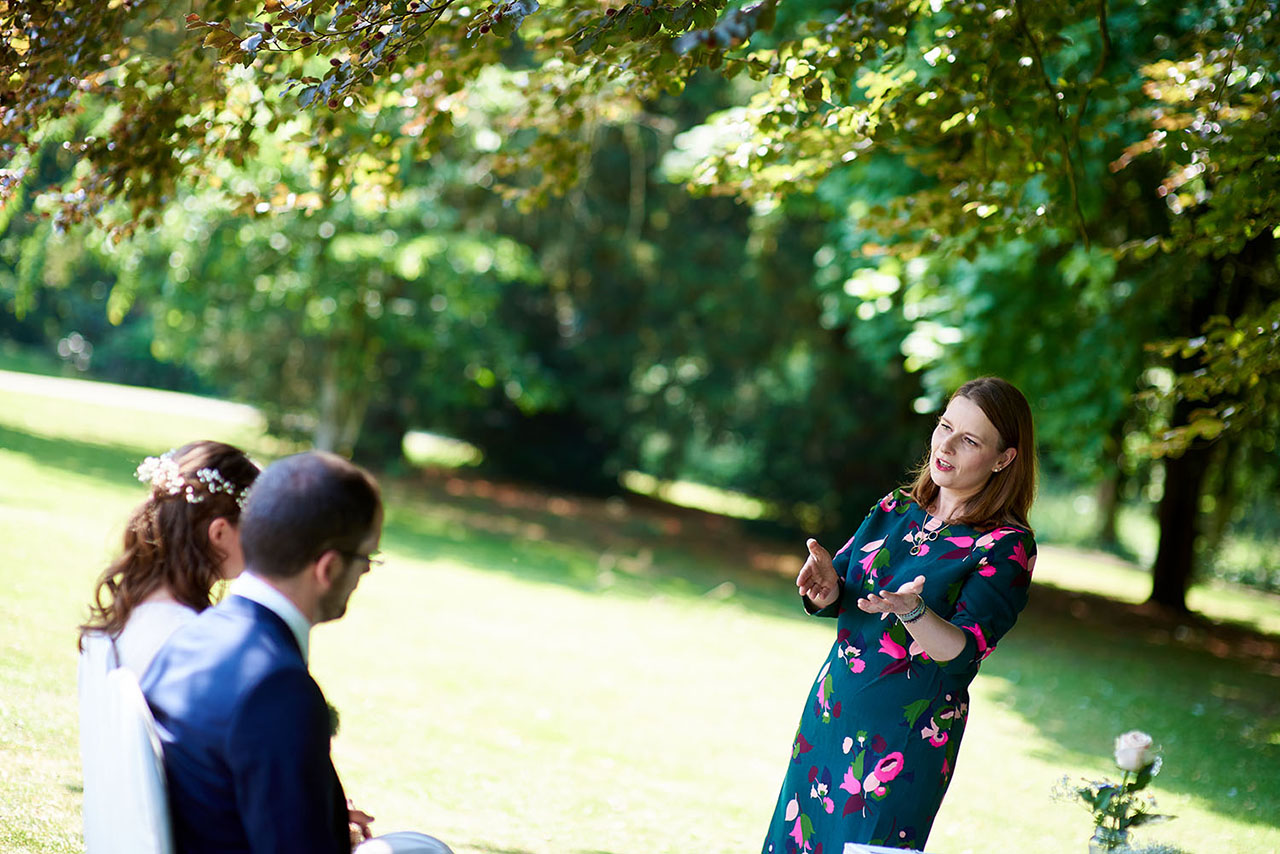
[{"x1": 229, "y1": 571, "x2": 311, "y2": 663}]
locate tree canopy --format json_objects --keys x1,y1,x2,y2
[{"x1": 3, "y1": 0, "x2": 1279, "y2": 612}]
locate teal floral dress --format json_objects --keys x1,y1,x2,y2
[{"x1": 762, "y1": 489, "x2": 1035, "y2": 852}]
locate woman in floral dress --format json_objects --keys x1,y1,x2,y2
[{"x1": 763, "y1": 377, "x2": 1038, "y2": 852}]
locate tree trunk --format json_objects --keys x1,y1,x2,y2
[
  {"x1": 313, "y1": 357, "x2": 340, "y2": 453},
  {"x1": 1146, "y1": 231, "x2": 1272, "y2": 611},
  {"x1": 1094, "y1": 417, "x2": 1128, "y2": 549},
  {"x1": 1147, "y1": 428, "x2": 1212, "y2": 612},
  {"x1": 1094, "y1": 470, "x2": 1122, "y2": 550}
]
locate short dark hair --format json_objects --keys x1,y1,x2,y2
[{"x1": 240, "y1": 452, "x2": 382, "y2": 578}]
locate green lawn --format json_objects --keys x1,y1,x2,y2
[{"x1": 1, "y1": 370, "x2": 1277, "y2": 854}]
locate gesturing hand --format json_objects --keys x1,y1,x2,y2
[
  {"x1": 796, "y1": 538, "x2": 840, "y2": 609},
  {"x1": 856, "y1": 574, "x2": 925, "y2": 619},
  {"x1": 348, "y1": 800, "x2": 374, "y2": 849}
]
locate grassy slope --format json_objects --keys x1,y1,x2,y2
[{"x1": 0, "y1": 372, "x2": 1276, "y2": 854}]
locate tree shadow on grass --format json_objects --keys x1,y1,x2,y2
[
  {"x1": 977, "y1": 583, "x2": 1279, "y2": 831},
  {"x1": 381, "y1": 482, "x2": 805, "y2": 622},
  {"x1": 0, "y1": 423, "x2": 147, "y2": 487}
]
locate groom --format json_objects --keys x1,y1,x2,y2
[{"x1": 142, "y1": 451, "x2": 449, "y2": 854}]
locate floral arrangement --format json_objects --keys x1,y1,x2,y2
[{"x1": 1056, "y1": 730, "x2": 1176, "y2": 853}]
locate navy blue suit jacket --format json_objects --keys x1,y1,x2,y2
[{"x1": 141, "y1": 595, "x2": 349, "y2": 854}]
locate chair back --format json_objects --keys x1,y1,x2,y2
[{"x1": 92, "y1": 667, "x2": 175, "y2": 854}]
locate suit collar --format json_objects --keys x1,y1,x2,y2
[{"x1": 228, "y1": 571, "x2": 311, "y2": 663}]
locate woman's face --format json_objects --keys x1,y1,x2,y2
[{"x1": 929, "y1": 395, "x2": 1016, "y2": 498}]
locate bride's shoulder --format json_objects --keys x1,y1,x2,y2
[{"x1": 115, "y1": 602, "x2": 198, "y2": 674}]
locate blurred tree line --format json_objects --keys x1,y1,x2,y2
[{"x1": 2, "y1": 0, "x2": 1278, "y2": 612}]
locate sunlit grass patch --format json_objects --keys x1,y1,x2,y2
[
  {"x1": 621, "y1": 469, "x2": 772, "y2": 520},
  {"x1": 1, "y1": 370, "x2": 1277, "y2": 854},
  {"x1": 402, "y1": 430, "x2": 484, "y2": 469}
]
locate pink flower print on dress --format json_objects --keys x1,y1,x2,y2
[
  {"x1": 839, "y1": 641, "x2": 867, "y2": 674},
  {"x1": 859, "y1": 539, "x2": 886, "y2": 572},
  {"x1": 840, "y1": 765, "x2": 861, "y2": 796},
  {"x1": 1010, "y1": 539, "x2": 1031, "y2": 570},
  {"x1": 840, "y1": 764, "x2": 866, "y2": 816},
  {"x1": 834, "y1": 534, "x2": 858, "y2": 557},
  {"x1": 862, "y1": 752, "x2": 904, "y2": 797},
  {"x1": 789, "y1": 811, "x2": 815, "y2": 853},
  {"x1": 873, "y1": 752, "x2": 905, "y2": 782},
  {"x1": 921, "y1": 718, "x2": 948, "y2": 747},
  {"x1": 814, "y1": 661, "x2": 839, "y2": 722},
  {"x1": 810, "y1": 767, "x2": 835, "y2": 814},
  {"x1": 965, "y1": 623, "x2": 995, "y2": 661},
  {"x1": 945, "y1": 535, "x2": 974, "y2": 548},
  {"x1": 878, "y1": 633, "x2": 908, "y2": 660},
  {"x1": 879, "y1": 493, "x2": 898, "y2": 513},
  {"x1": 976, "y1": 526, "x2": 1017, "y2": 549},
  {"x1": 976, "y1": 556, "x2": 997, "y2": 577}
]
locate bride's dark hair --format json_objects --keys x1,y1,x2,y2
[{"x1": 77, "y1": 440, "x2": 260, "y2": 648}]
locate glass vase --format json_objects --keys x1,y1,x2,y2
[{"x1": 1088, "y1": 826, "x2": 1130, "y2": 854}]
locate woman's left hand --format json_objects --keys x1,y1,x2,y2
[{"x1": 856, "y1": 574, "x2": 926, "y2": 619}]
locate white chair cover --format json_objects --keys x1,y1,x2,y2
[
  {"x1": 356, "y1": 831, "x2": 455, "y2": 854},
  {"x1": 84, "y1": 665, "x2": 174, "y2": 854}
]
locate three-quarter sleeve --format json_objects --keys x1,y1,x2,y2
[
  {"x1": 801, "y1": 495, "x2": 889, "y2": 618},
  {"x1": 935, "y1": 527, "x2": 1035, "y2": 679}
]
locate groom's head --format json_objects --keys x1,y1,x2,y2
[{"x1": 239, "y1": 451, "x2": 382, "y2": 623}]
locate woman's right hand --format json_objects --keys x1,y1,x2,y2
[{"x1": 796, "y1": 538, "x2": 840, "y2": 609}]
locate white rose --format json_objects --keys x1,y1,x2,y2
[{"x1": 1113, "y1": 730, "x2": 1155, "y2": 771}]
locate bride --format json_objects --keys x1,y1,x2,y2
[{"x1": 77, "y1": 441, "x2": 259, "y2": 849}]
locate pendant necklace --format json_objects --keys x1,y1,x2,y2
[{"x1": 909, "y1": 510, "x2": 943, "y2": 556}]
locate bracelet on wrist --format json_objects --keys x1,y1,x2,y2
[{"x1": 898, "y1": 598, "x2": 927, "y2": 624}]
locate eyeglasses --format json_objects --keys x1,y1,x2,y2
[{"x1": 339, "y1": 550, "x2": 384, "y2": 570}]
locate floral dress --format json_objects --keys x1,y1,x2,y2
[{"x1": 762, "y1": 488, "x2": 1035, "y2": 852}]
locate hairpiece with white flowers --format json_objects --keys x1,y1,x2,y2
[{"x1": 135, "y1": 450, "x2": 249, "y2": 509}]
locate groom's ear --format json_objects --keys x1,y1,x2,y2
[{"x1": 313, "y1": 549, "x2": 344, "y2": 591}]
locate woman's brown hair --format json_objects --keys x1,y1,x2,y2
[
  {"x1": 78, "y1": 441, "x2": 260, "y2": 648},
  {"x1": 908, "y1": 376, "x2": 1037, "y2": 532}
]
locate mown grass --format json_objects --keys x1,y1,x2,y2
[{"x1": 1, "y1": 370, "x2": 1277, "y2": 854}]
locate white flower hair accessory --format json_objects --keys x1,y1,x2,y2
[{"x1": 136, "y1": 450, "x2": 249, "y2": 508}]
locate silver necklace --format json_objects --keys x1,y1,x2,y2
[{"x1": 909, "y1": 511, "x2": 943, "y2": 556}]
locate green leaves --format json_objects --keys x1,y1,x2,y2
[
  {"x1": 1143, "y1": 297, "x2": 1280, "y2": 458},
  {"x1": 673, "y1": 0, "x2": 776, "y2": 55}
]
